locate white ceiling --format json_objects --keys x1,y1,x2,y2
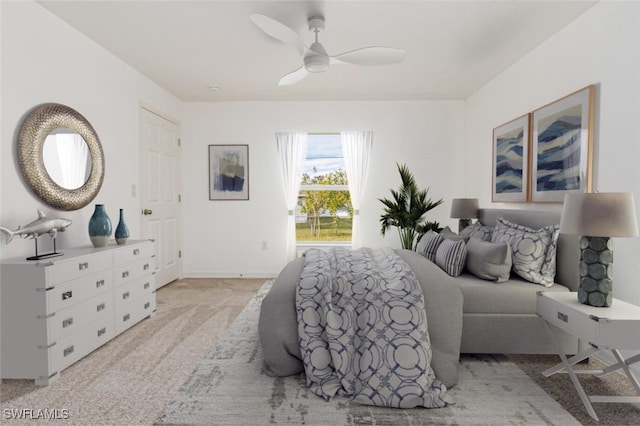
[{"x1": 39, "y1": 0, "x2": 596, "y2": 102}]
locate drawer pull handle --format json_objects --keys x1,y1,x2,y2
[
  {"x1": 63, "y1": 345, "x2": 74, "y2": 357},
  {"x1": 97, "y1": 303, "x2": 106, "y2": 312},
  {"x1": 96, "y1": 279, "x2": 105, "y2": 288},
  {"x1": 557, "y1": 312, "x2": 569, "y2": 323},
  {"x1": 123, "y1": 291, "x2": 130, "y2": 300},
  {"x1": 62, "y1": 317, "x2": 73, "y2": 328},
  {"x1": 122, "y1": 271, "x2": 129, "y2": 278},
  {"x1": 62, "y1": 291, "x2": 73, "y2": 301},
  {"x1": 97, "y1": 327, "x2": 106, "y2": 337},
  {"x1": 123, "y1": 313, "x2": 130, "y2": 322},
  {"x1": 79, "y1": 262, "x2": 89, "y2": 270},
  {"x1": 143, "y1": 263, "x2": 150, "y2": 271},
  {"x1": 133, "y1": 248, "x2": 140, "y2": 255},
  {"x1": 144, "y1": 282, "x2": 150, "y2": 290},
  {"x1": 144, "y1": 302, "x2": 150, "y2": 310}
]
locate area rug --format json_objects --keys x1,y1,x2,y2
[{"x1": 154, "y1": 281, "x2": 579, "y2": 425}]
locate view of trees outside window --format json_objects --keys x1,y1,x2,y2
[{"x1": 296, "y1": 134, "x2": 352, "y2": 242}]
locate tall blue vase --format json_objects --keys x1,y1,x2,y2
[
  {"x1": 88, "y1": 204, "x2": 112, "y2": 247},
  {"x1": 115, "y1": 208, "x2": 130, "y2": 245}
]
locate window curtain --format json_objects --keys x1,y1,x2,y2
[
  {"x1": 341, "y1": 131, "x2": 372, "y2": 249},
  {"x1": 276, "y1": 132, "x2": 308, "y2": 262},
  {"x1": 57, "y1": 133, "x2": 90, "y2": 189}
]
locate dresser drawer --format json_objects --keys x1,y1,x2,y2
[
  {"x1": 46, "y1": 251, "x2": 112, "y2": 285},
  {"x1": 47, "y1": 292, "x2": 114, "y2": 344},
  {"x1": 115, "y1": 294, "x2": 155, "y2": 335},
  {"x1": 537, "y1": 293, "x2": 598, "y2": 342},
  {"x1": 113, "y1": 242, "x2": 154, "y2": 266},
  {"x1": 114, "y1": 276, "x2": 154, "y2": 309},
  {"x1": 47, "y1": 271, "x2": 113, "y2": 313},
  {"x1": 52, "y1": 316, "x2": 112, "y2": 372},
  {"x1": 113, "y1": 258, "x2": 153, "y2": 287}
]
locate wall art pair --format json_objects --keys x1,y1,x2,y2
[{"x1": 492, "y1": 85, "x2": 594, "y2": 203}]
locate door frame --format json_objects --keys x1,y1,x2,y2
[{"x1": 138, "y1": 102, "x2": 183, "y2": 283}]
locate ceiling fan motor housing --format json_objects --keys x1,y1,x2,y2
[{"x1": 304, "y1": 42, "x2": 330, "y2": 72}]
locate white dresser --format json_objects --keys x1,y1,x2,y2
[{"x1": 0, "y1": 240, "x2": 156, "y2": 385}]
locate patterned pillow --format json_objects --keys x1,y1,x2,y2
[
  {"x1": 435, "y1": 238, "x2": 467, "y2": 277},
  {"x1": 460, "y1": 222, "x2": 494, "y2": 242},
  {"x1": 491, "y1": 217, "x2": 559, "y2": 286},
  {"x1": 416, "y1": 230, "x2": 444, "y2": 262}
]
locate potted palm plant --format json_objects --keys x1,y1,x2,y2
[{"x1": 379, "y1": 163, "x2": 443, "y2": 250}]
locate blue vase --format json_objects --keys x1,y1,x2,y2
[
  {"x1": 115, "y1": 208, "x2": 130, "y2": 245},
  {"x1": 88, "y1": 204, "x2": 112, "y2": 247}
]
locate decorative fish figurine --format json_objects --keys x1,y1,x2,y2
[{"x1": 0, "y1": 209, "x2": 72, "y2": 244}]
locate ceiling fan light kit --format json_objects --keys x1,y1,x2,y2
[{"x1": 250, "y1": 13, "x2": 406, "y2": 85}]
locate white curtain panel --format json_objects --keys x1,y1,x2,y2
[
  {"x1": 57, "y1": 133, "x2": 90, "y2": 189},
  {"x1": 276, "y1": 132, "x2": 308, "y2": 262},
  {"x1": 341, "y1": 131, "x2": 372, "y2": 249}
]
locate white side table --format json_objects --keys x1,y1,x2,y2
[{"x1": 537, "y1": 291, "x2": 640, "y2": 421}]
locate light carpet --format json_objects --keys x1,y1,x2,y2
[{"x1": 155, "y1": 281, "x2": 580, "y2": 425}]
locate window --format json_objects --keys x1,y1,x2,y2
[{"x1": 296, "y1": 134, "x2": 352, "y2": 243}]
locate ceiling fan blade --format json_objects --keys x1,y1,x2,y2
[
  {"x1": 278, "y1": 66, "x2": 308, "y2": 86},
  {"x1": 331, "y1": 47, "x2": 406, "y2": 66},
  {"x1": 249, "y1": 13, "x2": 306, "y2": 56}
]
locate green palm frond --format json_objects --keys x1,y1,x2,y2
[{"x1": 379, "y1": 163, "x2": 444, "y2": 249}]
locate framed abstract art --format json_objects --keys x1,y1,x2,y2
[
  {"x1": 530, "y1": 85, "x2": 594, "y2": 202},
  {"x1": 492, "y1": 114, "x2": 530, "y2": 202},
  {"x1": 208, "y1": 144, "x2": 249, "y2": 200}
]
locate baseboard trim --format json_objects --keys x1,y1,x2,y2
[{"x1": 182, "y1": 272, "x2": 279, "y2": 279}]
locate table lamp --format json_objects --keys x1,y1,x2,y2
[
  {"x1": 560, "y1": 192, "x2": 639, "y2": 307},
  {"x1": 450, "y1": 198, "x2": 479, "y2": 233}
]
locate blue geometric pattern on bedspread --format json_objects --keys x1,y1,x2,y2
[{"x1": 296, "y1": 247, "x2": 451, "y2": 408}]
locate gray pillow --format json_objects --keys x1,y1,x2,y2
[
  {"x1": 440, "y1": 226, "x2": 469, "y2": 242},
  {"x1": 460, "y1": 222, "x2": 494, "y2": 242},
  {"x1": 416, "y1": 230, "x2": 444, "y2": 262},
  {"x1": 435, "y1": 238, "x2": 467, "y2": 277},
  {"x1": 465, "y1": 238, "x2": 512, "y2": 283}
]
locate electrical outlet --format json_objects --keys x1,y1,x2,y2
[
  {"x1": 131, "y1": 184, "x2": 137, "y2": 197},
  {"x1": 261, "y1": 241, "x2": 268, "y2": 250}
]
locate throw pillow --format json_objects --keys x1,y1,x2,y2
[
  {"x1": 435, "y1": 238, "x2": 467, "y2": 277},
  {"x1": 416, "y1": 230, "x2": 444, "y2": 262},
  {"x1": 440, "y1": 226, "x2": 469, "y2": 242},
  {"x1": 491, "y1": 217, "x2": 559, "y2": 286},
  {"x1": 465, "y1": 238, "x2": 512, "y2": 283},
  {"x1": 460, "y1": 222, "x2": 494, "y2": 242}
]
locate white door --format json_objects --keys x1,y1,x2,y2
[{"x1": 139, "y1": 107, "x2": 182, "y2": 288}]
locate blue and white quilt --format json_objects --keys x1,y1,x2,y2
[{"x1": 296, "y1": 247, "x2": 451, "y2": 408}]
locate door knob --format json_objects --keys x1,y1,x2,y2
[{"x1": 142, "y1": 209, "x2": 153, "y2": 215}]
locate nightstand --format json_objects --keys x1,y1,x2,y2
[{"x1": 537, "y1": 291, "x2": 640, "y2": 421}]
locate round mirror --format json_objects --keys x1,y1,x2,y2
[
  {"x1": 42, "y1": 127, "x2": 92, "y2": 190},
  {"x1": 18, "y1": 104, "x2": 104, "y2": 211}
]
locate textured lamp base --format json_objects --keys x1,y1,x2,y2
[
  {"x1": 458, "y1": 219, "x2": 472, "y2": 233},
  {"x1": 578, "y1": 236, "x2": 613, "y2": 307}
]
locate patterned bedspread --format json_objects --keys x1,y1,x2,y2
[{"x1": 296, "y1": 247, "x2": 451, "y2": 408}]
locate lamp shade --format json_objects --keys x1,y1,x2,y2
[
  {"x1": 450, "y1": 198, "x2": 479, "y2": 219},
  {"x1": 560, "y1": 192, "x2": 639, "y2": 237}
]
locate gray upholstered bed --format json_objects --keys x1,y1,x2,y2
[{"x1": 258, "y1": 208, "x2": 582, "y2": 389}]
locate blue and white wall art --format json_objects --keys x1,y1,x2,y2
[
  {"x1": 531, "y1": 86, "x2": 593, "y2": 202},
  {"x1": 493, "y1": 114, "x2": 529, "y2": 202},
  {"x1": 209, "y1": 144, "x2": 249, "y2": 200}
]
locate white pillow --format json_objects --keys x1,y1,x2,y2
[{"x1": 491, "y1": 217, "x2": 559, "y2": 286}]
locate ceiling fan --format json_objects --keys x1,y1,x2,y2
[{"x1": 249, "y1": 13, "x2": 406, "y2": 86}]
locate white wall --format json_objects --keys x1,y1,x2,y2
[
  {"x1": 0, "y1": 1, "x2": 183, "y2": 261},
  {"x1": 465, "y1": 1, "x2": 640, "y2": 305},
  {"x1": 182, "y1": 101, "x2": 466, "y2": 277}
]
